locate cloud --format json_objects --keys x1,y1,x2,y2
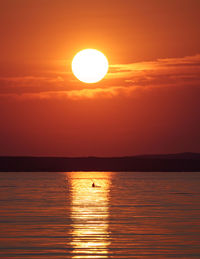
[
  {"x1": 0, "y1": 54, "x2": 199, "y2": 99},
  {"x1": 0, "y1": 86, "x2": 142, "y2": 101},
  {"x1": 108, "y1": 54, "x2": 200, "y2": 87}
]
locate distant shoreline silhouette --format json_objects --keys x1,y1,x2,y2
[{"x1": 0, "y1": 152, "x2": 200, "y2": 172}]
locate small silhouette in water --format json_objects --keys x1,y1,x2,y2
[{"x1": 92, "y1": 182, "x2": 101, "y2": 188}]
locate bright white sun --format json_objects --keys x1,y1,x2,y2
[{"x1": 72, "y1": 49, "x2": 109, "y2": 83}]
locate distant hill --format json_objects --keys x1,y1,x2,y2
[
  {"x1": 0, "y1": 153, "x2": 200, "y2": 172},
  {"x1": 134, "y1": 152, "x2": 200, "y2": 160}
]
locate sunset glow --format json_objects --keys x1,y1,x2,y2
[
  {"x1": 72, "y1": 49, "x2": 109, "y2": 84},
  {"x1": 0, "y1": 1, "x2": 200, "y2": 258},
  {"x1": 0, "y1": 0, "x2": 199, "y2": 157}
]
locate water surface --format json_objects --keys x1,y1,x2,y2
[{"x1": 0, "y1": 171, "x2": 200, "y2": 258}]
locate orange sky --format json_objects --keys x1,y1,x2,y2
[{"x1": 0, "y1": 0, "x2": 200, "y2": 156}]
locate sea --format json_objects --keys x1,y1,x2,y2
[{"x1": 0, "y1": 171, "x2": 200, "y2": 258}]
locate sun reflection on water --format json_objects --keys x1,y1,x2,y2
[{"x1": 68, "y1": 172, "x2": 111, "y2": 259}]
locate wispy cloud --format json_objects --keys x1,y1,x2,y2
[
  {"x1": 0, "y1": 86, "x2": 142, "y2": 100},
  {"x1": 108, "y1": 54, "x2": 200, "y2": 87},
  {"x1": 0, "y1": 54, "x2": 199, "y2": 99}
]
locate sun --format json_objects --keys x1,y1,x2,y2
[{"x1": 72, "y1": 49, "x2": 109, "y2": 84}]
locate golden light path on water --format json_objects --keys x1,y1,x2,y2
[{"x1": 68, "y1": 172, "x2": 111, "y2": 259}]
